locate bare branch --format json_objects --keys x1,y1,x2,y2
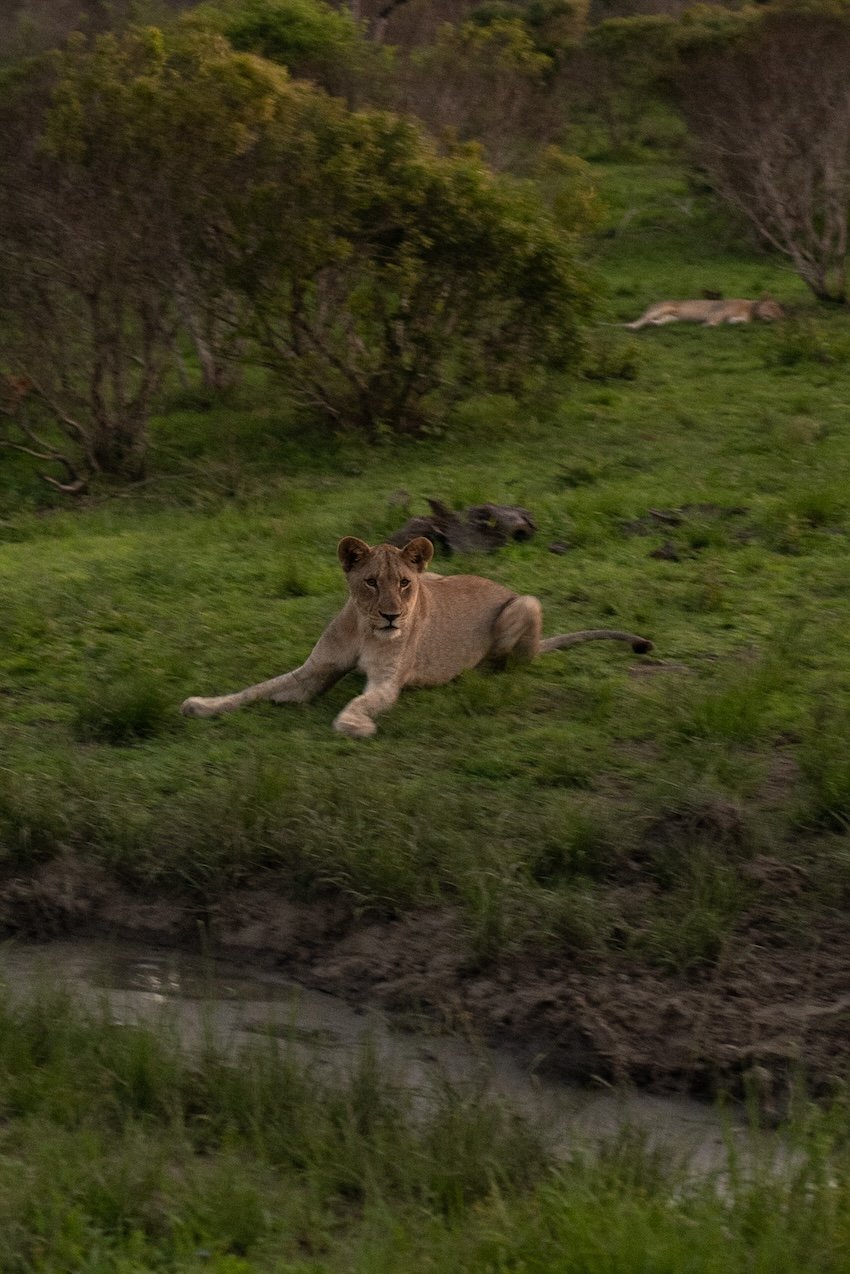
[{"x1": 678, "y1": 14, "x2": 850, "y2": 303}]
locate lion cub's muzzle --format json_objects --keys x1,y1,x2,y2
[
  {"x1": 375, "y1": 620, "x2": 402, "y2": 638},
  {"x1": 373, "y1": 608, "x2": 405, "y2": 637}
]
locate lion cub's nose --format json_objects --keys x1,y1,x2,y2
[{"x1": 380, "y1": 612, "x2": 400, "y2": 623}]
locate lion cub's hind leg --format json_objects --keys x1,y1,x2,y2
[{"x1": 488, "y1": 595, "x2": 542, "y2": 666}]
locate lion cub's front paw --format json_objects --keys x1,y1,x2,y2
[
  {"x1": 181, "y1": 696, "x2": 220, "y2": 718},
  {"x1": 333, "y1": 712, "x2": 377, "y2": 739}
]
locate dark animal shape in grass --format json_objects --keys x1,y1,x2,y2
[{"x1": 389, "y1": 498, "x2": 536, "y2": 554}]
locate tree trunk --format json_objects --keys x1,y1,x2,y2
[{"x1": 90, "y1": 417, "x2": 148, "y2": 481}]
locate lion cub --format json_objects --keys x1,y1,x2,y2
[
  {"x1": 181, "y1": 537, "x2": 652, "y2": 738},
  {"x1": 626, "y1": 298, "x2": 784, "y2": 330}
]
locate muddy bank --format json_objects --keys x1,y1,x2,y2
[
  {"x1": 1, "y1": 854, "x2": 848, "y2": 1113},
  {"x1": 2, "y1": 937, "x2": 766, "y2": 1177}
]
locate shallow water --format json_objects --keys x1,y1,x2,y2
[{"x1": 0, "y1": 937, "x2": 774, "y2": 1177}]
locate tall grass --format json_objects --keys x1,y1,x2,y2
[
  {"x1": 0, "y1": 984, "x2": 545, "y2": 1272},
  {"x1": 0, "y1": 988, "x2": 850, "y2": 1271}
]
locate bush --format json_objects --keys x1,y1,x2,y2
[
  {"x1": 0, "y1": 28, "x2": 290, "y2": 488},
  {"x1": 190, "y1": 0, "x2": 383, "y2": 101},
  {"x1": 0, "y1": 18, "x2": 597, "y2": 486},
  {"x1": 397, "y1": 16, "x2": 565, "y2": 167},
  {"x1": 225, "y1": 106, "x2": 597, "y2": 434},
  {"x1": 576, "y1": 15, "x2": 677, "y2": 155}
]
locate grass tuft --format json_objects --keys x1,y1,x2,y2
[
  {"x1": 766, "y1": 318, "x2": 850, "y2": 368},
  {"x1": 72, "y1": 677, "x2": 175, "y2": 746}
]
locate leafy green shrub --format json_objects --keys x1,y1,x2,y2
[
  {"x1": 0, "y1": 27, "x2": 294, "y2": 488},
  {"x1": 226, "y1": 105, "x2": 596, "y2": 436},
  {"x1": 0, "y1": 20, "x2": 597, "y2": 484},
  {"x1": 471, "y1": 0, "x2": 589, "y2": 54},
  {"x1": 398, "y1": 16, "x2": 564, "y2": 166},
  {"x1": 576, "y1": 15, "x2": 677, "y2": 155},
  {"x1": 191, "y1": 0, "x2": 381, "y2": 99}
]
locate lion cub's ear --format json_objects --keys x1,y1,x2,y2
[
  {"x1": 400, "y1": 537, "x2": 434, "y2": 571},
  {"x1": 338, "y1": 537, "x2": 372, "y2": 573}
]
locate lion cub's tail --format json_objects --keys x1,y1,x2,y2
[{"x1": 540, "y1": 630, "x2": 653, "y2": 654}]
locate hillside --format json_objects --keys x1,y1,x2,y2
[{"x1": 3, "y1": 154, "x2": 850, "y2": 1102}]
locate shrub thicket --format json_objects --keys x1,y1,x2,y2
[
  {"x1": 0, "y1": 18, "x2": 595, "y2": 489},
  {"x1": 188, "y1": 0, "x2": 384, "y2": 101}
]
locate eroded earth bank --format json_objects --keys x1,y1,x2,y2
[{"x1": 3, "y1": 854, "x2": 849, "y2": 1119}]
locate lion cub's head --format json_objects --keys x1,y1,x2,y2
[
  {"x1": 338, "y1": 536, "x2": 434, "y2": 639},
  {"x1": 754, "y1": 298, "x2": 785, "y2": 322}
]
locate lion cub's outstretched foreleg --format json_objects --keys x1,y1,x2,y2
[
  {"x1": 180, "y1": 625, "x2": 353, "y2": 718},
  {"x1": 331, "y1": 675, "x2": 401, "y2": 739}
]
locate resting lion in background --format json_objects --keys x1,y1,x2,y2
[
  {"x1": 181, "y1": 537, "x2": 653, "y2": 739},
  {"x1": 626, "y1": 298, "x2": 785, "y2": 329}
]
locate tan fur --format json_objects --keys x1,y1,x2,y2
[
  {"x1": 181, "y1": 537, "x2": 653, "y2": 738},
  {"x1": 626, "y1": 298, "x2": 785, "y2": 330}
]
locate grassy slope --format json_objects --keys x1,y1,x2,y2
[
  {"x1": 6, "y1": 154, "x2": 850, "y2": 1273},
  {"x1": 3, "y1": 161, "x2": 850, "y2": 975}
]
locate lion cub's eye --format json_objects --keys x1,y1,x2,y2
[
  {"x1": 365, "y1": 577, "x2": 378, "y2": 589},
  {"x1": 400, "y1": 578, "x2": 411, "y2": 589}
]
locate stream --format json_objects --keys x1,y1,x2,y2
[{"x1": 0, "y1": 937, "x2": 778, "y2": 1177}]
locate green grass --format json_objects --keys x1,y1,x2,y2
[
  {"x1": 1, "y1": 985, "x2": 850, "y2": 1273},
  {"x1": 4, "y1": 111, "x2": 850, "y2": 1274},
  {"x1": 0, "y1": 985, "x2": 543, "y2": 1273},
  {"x1": 2, "y1": 156, "x2": 850, "y2": 975}
]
